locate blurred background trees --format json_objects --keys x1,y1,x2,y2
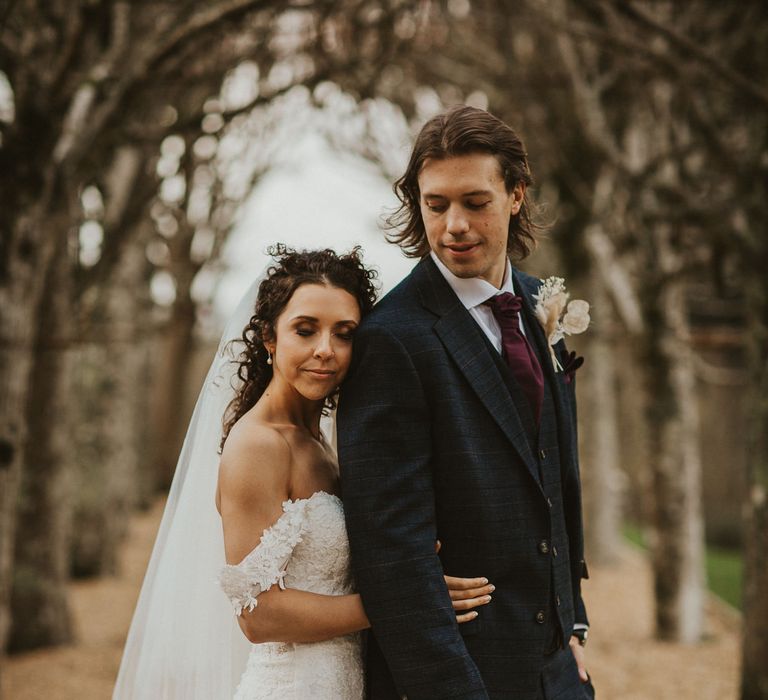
[{"x1": 0, "y1": 0, "x2": 765, "y2": 697}]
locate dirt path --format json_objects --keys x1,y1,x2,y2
[
  {"x1": 582, "y1": 548, "x2": 740, "y2": 699},
  {"x1": 5, "y1": 499, "x2": 164, "y2": 700},
  {"x1": 6, "y1": 500, "x2": 741, "y2": 699}
]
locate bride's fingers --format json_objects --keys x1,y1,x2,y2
[
  {"x1": 443, "y1": 575, "x2": 489, "y2": 590},
  {"x1": 452, "y1": 594, "x2": 492, "y2": 612},
  {"x1": 444, "y1": 576, "x2": 494, "y2": 600},
  {"x1": 449, "y1": 585, "x2": 494, "y2": 601},
  {"x1": 456, "y1": 611, "x2": 480, "y2": 624}
]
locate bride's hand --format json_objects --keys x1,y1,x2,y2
[
  {"x1": 436, "y1": 540, "x2": 494, "y2": 624},
  {"x1": 445, "y1": 574, "x2": 494, "y2": 623}
]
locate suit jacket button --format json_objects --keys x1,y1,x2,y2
[
  {"x1": 556, "y1": 594, "x2": 561, "y2": 606},
  {"x1": 538, "y1": 540, "x2": 550, "y2": 554},
  {"x1": 536, "y1": 610, "x2": 546, "y2": 624},
  {"x1": 552, "y1": 546, "x2": 558, "y2": 557},
  {"x1": 539, "y1": 449, "x2": 547, "y2": 460},
  {"x1": 547, "y1": 497, "x2": 553, "y2": 508}
]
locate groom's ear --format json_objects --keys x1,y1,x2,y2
[{"x1": 509, "y1": 181, "x2": 526, "y2": 214}]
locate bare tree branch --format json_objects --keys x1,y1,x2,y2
[
  {"x1": 611, "y1": 0, "x2": 768, "y2": 109},
  {"x1": 147, "y1": 0, "x2": 283, "y2": 69}
]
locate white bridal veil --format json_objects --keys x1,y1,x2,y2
[{"x1": 113, "y1": 279, "x2": 261, "y2": 699}]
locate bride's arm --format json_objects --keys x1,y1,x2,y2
[
  {"x1": 218, "y1": 424, "x2": 493, "y2": 645},
  {"x1": 218, "y1": 423, "x2": 367, "y2": 644},
  {"x1": 237, "y1": 588, "x2": 367, "y2": 644}
]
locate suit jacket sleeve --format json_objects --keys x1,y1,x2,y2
[{"x1": 338, "y1": 322, "x2": 489, "y2": 700}]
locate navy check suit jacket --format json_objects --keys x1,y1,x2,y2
[{"x1": 337, "y1": 257, "x2": 589, "y2": 699}]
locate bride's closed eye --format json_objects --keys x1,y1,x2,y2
[
  {"x1": 335, "y1": 330, "x2": 355, "y2": 342},
  {"x1": 294, "y1": 327, "x2": 355, "y2": 341}
]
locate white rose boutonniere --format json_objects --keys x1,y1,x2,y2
[{"x1": 532, "y1": 277, "x2": 590, "y2": 371}]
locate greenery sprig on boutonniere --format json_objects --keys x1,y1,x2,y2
[{"x1": 532, "y1": 277, "x2": 590, "y2": 371}]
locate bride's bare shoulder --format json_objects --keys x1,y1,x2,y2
[{"x1": 218, "y1": 417, "x2": 291, "y2": 503}]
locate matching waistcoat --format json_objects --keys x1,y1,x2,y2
[{"x1": 485, "y1": 329, "x2": 575, "y2": 651}]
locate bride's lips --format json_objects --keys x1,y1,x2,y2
[{"x1": 304, "y1": 369, "x2": 337, "y2": 378}]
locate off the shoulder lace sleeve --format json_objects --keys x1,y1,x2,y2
[{"x1": 218, "y1": 499, "x2": 308, "y2": 616}]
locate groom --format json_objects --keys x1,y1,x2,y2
[{"x1": 338, "y1": 106, "x2": 593, "y2": 699}]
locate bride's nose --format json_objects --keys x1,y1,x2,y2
[{"x1": 313, "y1": 333, "x2": 335, "y2": 359}]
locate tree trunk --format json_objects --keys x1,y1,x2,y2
[
  {"x1": 70, "y1": 238, "x2": 154, "y2": 576},
  {"x1": 741, "y1": 284, "x2": 768, "y2": 699},
  {"x1": 8, "y1": 248, "x2": 76, "y2": 652},
  {"x1": 645, "y1": 281, "x2": 706, "y2": 642},
  {"x1": 580, "y1": 275, "x2": 624, "y2": 564},
  {"x1": 617, "y1": 333, "x2": 654, "y2": 532},
  {"x1": 132, "y1": 332, "x2": 160, "y2": 511},
  {"x1": 0, "y1": 203, "x2": 66, "y2": 663},
  {"x1": 0, "y1": 304, "x2": 34, "y2": 663},
  {"x1": 151, "y1": 291, "x2": 198, "y2": 489}
]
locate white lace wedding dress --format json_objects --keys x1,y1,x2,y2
[{"x1": 218, "y1": 491, "x2": 364, "y2": 699}]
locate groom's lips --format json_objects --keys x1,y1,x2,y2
[{"x1": 445, "y1": 242, "x2": 480, "y2": 258}]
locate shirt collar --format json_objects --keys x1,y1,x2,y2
[{"x1": 430, "y1": 251, "x2": 515, "y2": 310}]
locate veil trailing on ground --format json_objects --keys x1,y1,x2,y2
[{"x1": 113, "y1": 278, "x2": 263, "y2": 699}]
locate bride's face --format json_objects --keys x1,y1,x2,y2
[{"x1": 267, "y1": 282, "x2": 361, "y2": 402}]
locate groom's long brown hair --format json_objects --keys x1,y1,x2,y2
[{"x1": 386, "y1": 105, "x2": 540, "y2": 261}]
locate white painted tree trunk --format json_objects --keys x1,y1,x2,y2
[
  {"x1": 580, "y1": 276, "x2": 624, "y2": 565},
  {"x1": 647, "y1": 282, "x2": 706, "y2": 643}
]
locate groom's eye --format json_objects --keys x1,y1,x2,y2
[{"x1": 424, "y1": 199, "x2": 446, "y2": 213}]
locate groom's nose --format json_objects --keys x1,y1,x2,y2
[{"x1": 446, "y1": 205, "x2": 470, "y2": 235}]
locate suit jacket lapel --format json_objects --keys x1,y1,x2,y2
[
  {"x1": 513, "y1": 270, "x2": 575, "y2": 462},
  {"x1": 415, "y1": 258, "x2": 540, "y2": 484}
]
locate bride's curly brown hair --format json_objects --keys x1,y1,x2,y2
[{"x1": 220, "y1": 245, "x2": 378, "y2": 450}]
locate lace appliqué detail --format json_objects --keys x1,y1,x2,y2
[
  {"x1": 218, "y1": 499, "x2": 308, "y2": 616},
  {"x1": 228, "y1": 491, "x2": 363, "y2": 699}
]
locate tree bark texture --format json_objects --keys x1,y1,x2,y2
[
  {"x1": 580, "y1": 275, "x2": 624, "y2": 565},
  {"x1": 0, "y1": 197, "x2": 67, "y2": 661},
  {"x1": 8, "y1": 248, "x2": 76, "y2": 652},
  {"x1": 741, "y1": 285, "x2": 768, "y2": 700},
  {"x1": 645, "y1": 282, "x2": 706, "y2": 643},
  {"x1": 615, "y1": 333, "x2": 654, "y2": 530},
  {"x1": 0, "y1": 0, "x2": 286, "y2": 658},
  {"x1": 150, "y1": 291, "x2": 199, "y2": 490},
  {"x1": 70, "y1": 238, "x2": 154, "y2": 577}
]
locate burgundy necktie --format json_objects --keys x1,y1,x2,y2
[{"x1": 484, "y1": 293, "x2": 544, "y2": 424}]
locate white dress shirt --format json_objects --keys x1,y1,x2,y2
[{"x1": 429, "y1": 251, "x2": 526, "y2": 353}]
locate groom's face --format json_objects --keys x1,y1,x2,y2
[{"x1": 418, "y1": 153, "x2": 523, "y2": 288}]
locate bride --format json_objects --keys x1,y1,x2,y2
[{"x1": 113, "y1": 247, "x2": 494, "y2": 699}]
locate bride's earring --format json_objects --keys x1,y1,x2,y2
[{"x1": 267, "y1": 349, "x2": 273, "y2": 365}]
